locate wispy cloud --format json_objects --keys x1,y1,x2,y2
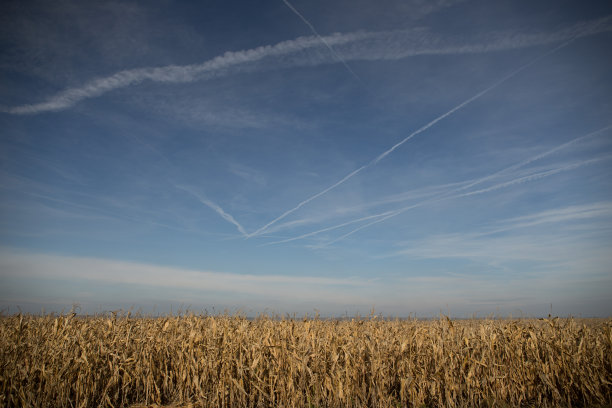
[
  {"x1": 228, "y1": 163, "x2": 267, "y2": 187},
  {"x1": 8, "y1": 247, "x2": 596, "y2": 316},
  {"x1": 4, "y1": 243, "x2": 610, "y2": 315},
  {"x1": 175, "y1": 185, "x2": 248, "y2": 237},
  {"x1": 146, "y1": 96, "x2": 305, "y2": 131},
  {"x1": 483, "y1": 202, "x2": 612, "y2": 235},
  {"x1": 0, "y1": 250, "x2": 372, "y2": 306},
  {"x1": 3, "y1": 15, "x2": 610, "y2": 115},
  {"x1": 281, "y1": 0, "x2": 361, "y2": 81},
  {"x1": 391, "y1": 204, "x2": 612, "y2": 266}
]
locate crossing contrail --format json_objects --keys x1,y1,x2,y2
[
  {"x1": 249, "y1": 38, "x2": 578, "y2": 238},
  {"x1": 371, "y1": 37, "x2": 574, "y2": 165},
  {"x1": 175, "y1": 185, "x2": 248, "y2": 237},
  {"x1": 269, "y1": 125, "x2": 612, "y2": 246},
  {"x1": 247, "y1": 165, "x2": 366, "y2": 237},
  {"x1": 4, "y1": 15, "x2": 609, "y2": 115},
  {"x1": 449, "y1": 124, "x2": 612, "y2": 195},
  {"x1": 323, "y1": 154, "x2": 612, "y2": 246},
  {"x1": 262, "y1": 210, "x2": 395, "y2": 245},
  {"x1": 281, "y1": 0, "x2": 361, "y2": 82}
]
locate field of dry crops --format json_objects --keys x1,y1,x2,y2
[{"x1": 1, "y1": 313, "x2": 611, "y2": 408}]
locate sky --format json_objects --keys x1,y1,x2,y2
[{"x1": 1, "y1": 0, "x2": 611, "y2": 317}]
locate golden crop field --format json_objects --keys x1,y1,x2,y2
[{"x1": 0, "y1": 313, "x2": 610, "y2": 408}]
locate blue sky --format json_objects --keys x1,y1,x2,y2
[{"x1": 1, "y1": 0, "x2": 611, "y2": 317}]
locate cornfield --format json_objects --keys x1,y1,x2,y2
[{"x1": 1, "y1": 313, "x2": 610, "y2": 407}]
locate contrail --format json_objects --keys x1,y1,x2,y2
[
  {"x1": 247, "y1": 165, "x2": 367, "y2": 237},
  {"x1": 371, "y1": 37, "x2": 577, "y2": 164},
  {"x1": 450, "y1": 124, "x2": 612, "y2": 195},
  {"x1": 1, "y1": 32, "x2": 362, "y2": 114},
  {"x1": 398, "y1": 123, "x2": 612, "y2": 209},
  {"x1": 456, "y1": 156, "x2": 612, "y2": 198},
  {"x1": 324, "y1": 155, "x2": 612, "y2": 246},
  {"x1": 259, "y1": 178, "x2": 474, "y2": 237},
  {"x1": 3, "y1": 15, "x2": 610, "y2": 115},
  {"x1": 262, "y1": 210, "x2": 395, "y2": 245},
  {"x1": 261, "y1": 179, "x2": 476, "y2": 243},
  {"x1": 175, "y1": 185, "x2": 248, "y2": 237},
  {"x1": 249, "y1": 37, "x2": 577, "y2": 238},
  {"x1": 281, "y1": 0, "x2": 361, "y2": 82},
  {"x1": 270, "y1": 125, "x2": 612, "y2": 246}
]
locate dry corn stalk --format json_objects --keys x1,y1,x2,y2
[{"x1": 0, "y1": 313, "x2": 610, "y2": 407}]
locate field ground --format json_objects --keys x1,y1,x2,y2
[{"x1": 1, "y1": 313, "x2": 611, "y2": 407}]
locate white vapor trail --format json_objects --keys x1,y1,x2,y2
[
  {"x1": 262, "y1": 210, "x2": 395, "y2": 245},
  {"x1": 371, "y1": 37, "x2": 567, "y2": 165},
  {"x1": 249, "y1": 36, "x2": 580, "y2": 238},
  {"x1": 260, "y1": 178, "x2": 475, "y2": 237},
  {"x1": 270, "y1": 125, "x2": 612, "y2": 246},
  {"x1": 281, "y1": 0, "x2": 361, "y2": 82},
  {"x1": 456, "y1": 156, "x2": 612, "y2": 198},
  {"x1": 175, "y1": 185, "x2": 248, "y2": 237},
  {"x1": 423, "y1": 124, "x2": 612, "y2": 200},
  {"x1": 247, "y1": 165, "x2": 366, "y2": 237},
  {"x1": 3, "y1": 16, "x2": 610, "y2": 115},
  {"x1": 324, "y1": 155, "x2": 612, "y2": 246},
  {"x1": 1, "y1": 33, "x2": 363, "y2": 115},
  {"x1": 450, "y1": 125, "x2": 612, "y2": 193}
]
